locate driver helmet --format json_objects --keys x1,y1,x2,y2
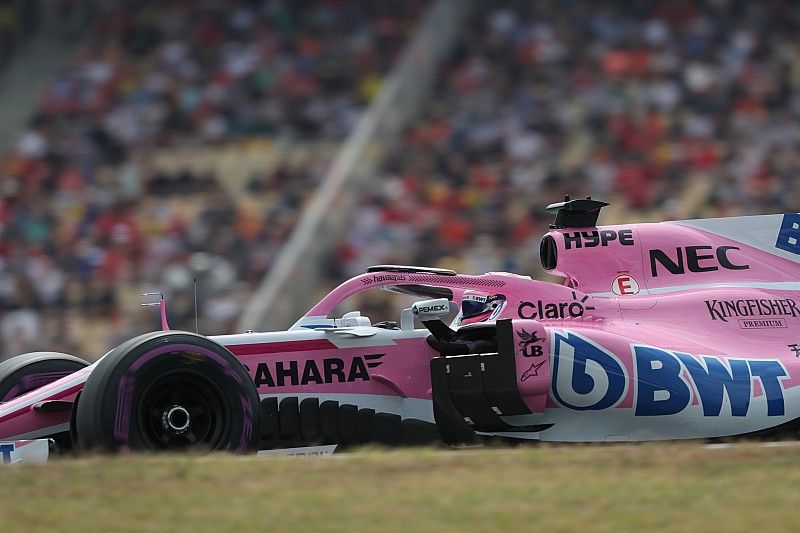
[{"x1": 457, "y1": 290, "x2": 507, "y2": 325}]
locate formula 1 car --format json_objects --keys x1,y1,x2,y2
[{"x1": 2, "y1": 197, "x2": 800, "y2": 459}]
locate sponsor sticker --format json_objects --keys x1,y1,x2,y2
[
  {"x1": 0, "y1": 440, "x2": 49, "y2": 465},
  {"x1": 611, "y1": 274, "x2": 639, "y2": 296},
  {"x1": 738, "y1": 318, "x2": 787, "y2": 329},
  {"x1": 518, "y1": 328, "x2": 545, "y2": 357},
  {"x1": 776, "y1": 213, "x2": 800, "y2": 255},
  {"x1": 253, "y1": 354, "x2": 384, "y2": 388},
  {"x1": 517, "y1": 292, "x2": 595, "y2": 320},
  {"x1": 705, "y1": 298, "x2": 799, "y2": 327},
  {"x1": 649, "y1": 246, "x2": 749, "y2": 277},
  {"x1": 0, "y1": 443, "x2": 13, "y2": 464},
  {"x1": 563, "y1": 229, "x2": 634, "y2": 250},
  {"x1": 551, "y1": 331, "x2": 788, "y2": 417}
]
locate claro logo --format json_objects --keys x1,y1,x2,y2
[
  {"x1": 253, "y1": 354, "x2": 384, "y2": 388},
  {"x1": 518, "y1": 292, "x2": 595, "y2": 320},
  {"x1": 649, "y1": 246, "x2": 749, "y2": 277}
]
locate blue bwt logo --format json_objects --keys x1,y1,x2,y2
[
  {"x1": 0, "y1": 442, "x2": 14, "y2": 464},
  {"x1": 551, "y1": 332, "x2": 627, "y2": 410},
  {"x1": 776, "y1": 213, "x2": 800, "y2": 255},
  {"x1": 551, "y1": 332, "x2": 788, "y2": 416}
]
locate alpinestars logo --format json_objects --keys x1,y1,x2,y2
[
  {"x1": 521, "y1": 361, "x2": 545, "y2": 381},
  {"x1": 254, "y1": 354, "x2": 384, "y2": 388}
]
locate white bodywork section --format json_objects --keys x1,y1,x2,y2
[{"x1": 0, "y1": 439, "x2": 50, "y2": 465}]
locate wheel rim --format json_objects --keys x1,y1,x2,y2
[{"x1": 136, "y1": 369, "x2": 230, "y2": 450}]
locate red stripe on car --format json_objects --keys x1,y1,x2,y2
[{"x1": 226, "y1": 339, "x2": 336, "y2": 356}]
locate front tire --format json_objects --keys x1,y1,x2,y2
[
  {"x1": 75, "y1": 331, "x2": 261, "y2": 453},
  {"x1": 0, "y1": 352, "x2": 89, "y2": 402}
]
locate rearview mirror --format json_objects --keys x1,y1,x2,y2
[{"x1": 411, "y1": 298, "x2": 451, "y2": 321}]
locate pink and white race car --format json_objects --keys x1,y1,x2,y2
[{"x1": 2, "y1": 197, "x2": 800, "y2": 460}]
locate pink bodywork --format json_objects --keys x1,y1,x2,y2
[{"x1": 2, "y1": 213, "x2": 800, "y2": 442}]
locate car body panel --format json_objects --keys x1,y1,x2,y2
[{"x1": 3, "y1": 211, "x2": 800, "y2": 445}]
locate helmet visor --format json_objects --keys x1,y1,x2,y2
[{"x1": 462, "y1": 298, "x2": 489, "y2": 318}]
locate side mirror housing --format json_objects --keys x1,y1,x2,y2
[{"x1": 411, "y1": 298, "x2": 451, "y2": 321}]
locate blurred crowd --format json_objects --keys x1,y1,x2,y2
[
  {"x1": 331, "y1": 0, "x2": 800, "y2": 284},
  {"x1": 5, "y1": 0, "x2": 800, "y2": 359},
  {"x1": 0, "y1": 0, "x2": 423, "y2": 359},
  {"x1": 0, "y1": 0, "x2": 48, "y2": 65}
]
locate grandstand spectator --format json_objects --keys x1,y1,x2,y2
[
  {"x1": 5, "y1": 0, "x2": 800, "y2": 359},
  {"x1": 332, "y1": 0, "x2": 800, "y2": 289},
  {"x1": 0, "y1": 0, "x2": 424, "y2": 359}
]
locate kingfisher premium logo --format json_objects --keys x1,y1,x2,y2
[{"x1": 705, "y1": 298, "x2": 799, "y2": 328}]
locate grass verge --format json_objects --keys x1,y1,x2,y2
[{"x1": 1, "y1": 443, "x2": 798, "y2": 532}]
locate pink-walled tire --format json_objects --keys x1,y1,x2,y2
[
  {"x1": 75, "y1": 331, "x2": 261, "y2": 453},
  {"x1": 0, "y1": 352, "x2": 89, "y2": 402}
]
